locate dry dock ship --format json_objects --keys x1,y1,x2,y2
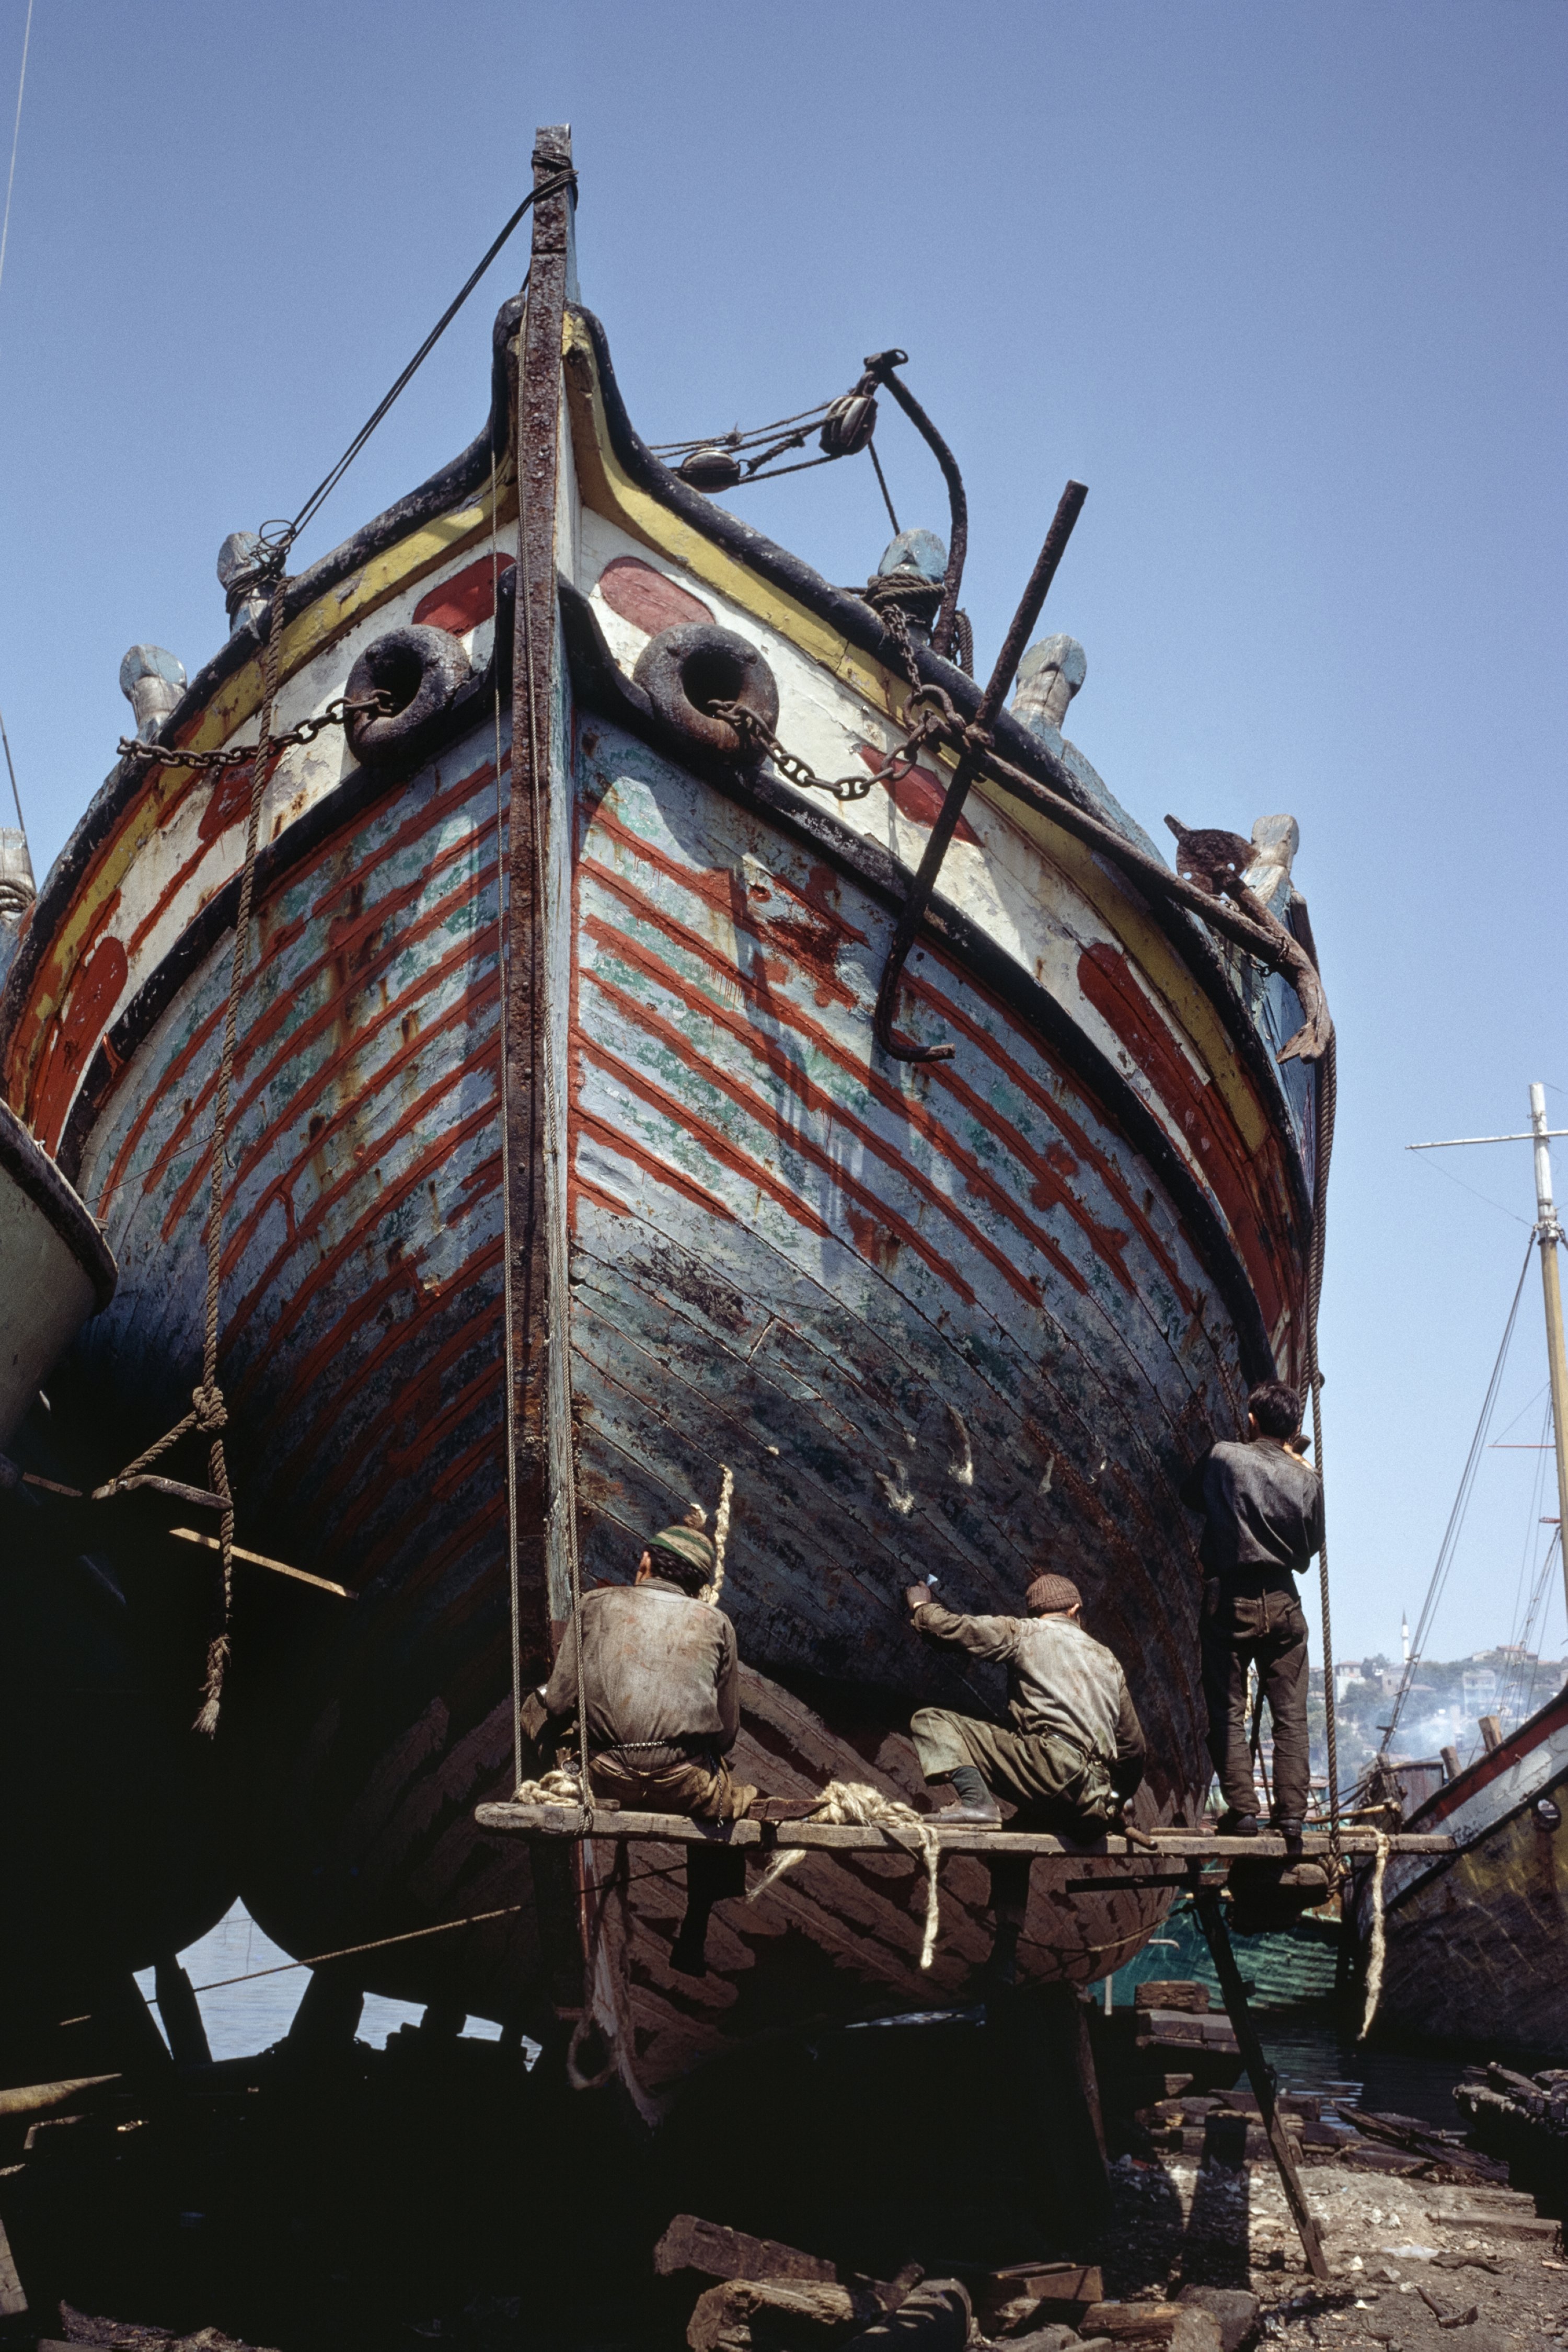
[{"x1": 0, "y1": 131, "x2": 1331, "y2": 2088}]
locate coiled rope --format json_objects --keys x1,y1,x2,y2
[
  {"x1": 751, "y1": 1780, "x2": 943, "y2": 1969},
  {"x1": 1358, "y1": 1829, "x2": 1390, "y2": 2039}
]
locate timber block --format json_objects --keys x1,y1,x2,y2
[
  {"x1": 1427, "y1": 2212, "x2": 1560, "y2": 2243},
  {"x1": 1081, "y1": 2303, "x2": 1223, "y2": 2350},
  {"x1": 978, "y1": 2261, "x2": 1102, "y2": 2335},
  {"x1": 1134, "y1": 1981, "x2": 1209, "y2": 2014},
  {"x1": 654, "y1": 2213, "x2": 836, "y2": 2286}
]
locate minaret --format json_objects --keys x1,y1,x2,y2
[{"x1": 1402, "y1": 1613, "x2": 1411, "y2": 1665}]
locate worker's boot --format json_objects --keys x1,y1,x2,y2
[
  {"x1": 940, "y1": 1766, "x2": 1003, "y2": 1825},
  {"x1": 1215, "y1": 1808, "x2": 1260, "y2": 1838},
  {"x1": 1271, "y1": 1813, "x2": 1305, "y2": 1850}
]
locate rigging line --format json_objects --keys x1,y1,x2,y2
[
  {"x1": 868, "y1": 437, "x2": 901, "y2": 537},
  {"x1": 0, "y1": 696, "x2": 22, "y2": 829},
  {"x1": 1382, "y1": 1235, "x2": 1535, "y2": 1751},
  {"x1": 1492, "y1": 1380, "x2": 1550, "y2": 1444},
  {"x1": 1415, "y1": 1150, "x2": 1533, "y2": 1230},
  {"x1": 0, "y1": 0, "x2": 32, "y2": 321},
  {"x1": 648, "y1": 397, "x2": 837, "y2": 454},
  {"x1": 284, "y1": 170, "x2": 575, "y2": 551}
]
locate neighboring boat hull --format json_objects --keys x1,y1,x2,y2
[
  {"x1": 0, "y1": 1100, "x2": 114, "y2": 1447},
  {"x1": 1355, "y1": 1688, "x2": 1568, "y2": 2060}
]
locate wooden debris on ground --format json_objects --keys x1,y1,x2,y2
[{"x1": 655, "y1": 2213, "x2": 838, "y2": 2286}]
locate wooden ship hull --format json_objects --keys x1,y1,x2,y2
[
  {"x1": 1354, "y1": 1686, "x2": 1568, "y2": 2061},
  {"x1": 0, "y1": 141, "x2": 1323, "y2": 2089}
]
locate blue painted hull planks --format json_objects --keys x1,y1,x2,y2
[{"x1": 0, "y1": 272, "x2": 1320, "y2": 2084}]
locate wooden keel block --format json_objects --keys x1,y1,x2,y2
[
  {"x1": 654, "y1": 2214, "x2": 836, "y2": 2286},
  {"x1": 1134, "y1": 1980, "x2": 1209, "y2": 2013},
  {"x1": 686, "y1": 2278, "x2": 882, "y2": 2352},
  {"x1": 1081, "y1": 2302, "x2": 1224, "y2": 2350}
]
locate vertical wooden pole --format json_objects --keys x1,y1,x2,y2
[
  {"x1": 1193, "y1": 1885, "x2": 1330, "y2": 2280},
  {"x1": 506, "y1": 125, "x2": 574, "y2": 1695}
]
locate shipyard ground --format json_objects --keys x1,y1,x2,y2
[{"x1": 0, "y1": 2012, "x2": 1562, "y2": 2352}]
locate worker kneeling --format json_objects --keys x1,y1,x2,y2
[
  {"x1": 543, "y1": 1518, "x2": 757, "y2": 1821},
  {"x1": 905, "y1": 1572, "x2": 1146, "y2": 1836}
]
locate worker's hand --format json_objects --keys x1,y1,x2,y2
[{"x1": 904, "y1": 1583, "x2": 930, "y2": 1613}]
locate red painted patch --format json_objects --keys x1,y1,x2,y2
[
  {"x1": 199, "y1": 758, "x2": 259, "y2": 846},
  {"x1": 1077, "y1": 941, "x2": 1287, "y2": 1332},
  {"x1": 413, "y1": 554, "x2": 515, "y2": 635},
  {"x1": 857, "y1": 744, "x2": 979, "y2": 846},
  {"x1": 33, "y1": 936, "x2": 129, "y2": 1154},
  {"x1": 595, "y1": 555, "x2": 712, "y2": 638}
]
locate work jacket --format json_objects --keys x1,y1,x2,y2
[
  {"x1": 912, "y1": 1599, "x2": 1146, "y2": 1795},
  {"x1": 1180, "y1": 1436, "x2": 1323, "y2": 1587},
  {"x1": 543, "y1": 1577, "x2": 740, "y2": 1753}
]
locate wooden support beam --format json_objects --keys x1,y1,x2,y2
[{"x1": 1193, "y1": 1886, "x2": 1329, "y2": 2281}]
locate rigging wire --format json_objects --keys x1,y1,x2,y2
[
  {"x1": 1414, "y1": 1149, "x2": 1534, "y2": 1230},
  {"x1": 0, "y1": 0, "x2": 34, "y2": 838},
  {"x1": 1380, "y1": 1234, "x2": 1536, "y2": 1754},
  {"x1": 0, "y1": 698, "x2": 22, "y2": 829},
  {"x1": 0, "y1": 0, "x2": 32, "y2": 324},
  {"x1": 277, "y1": 171, "x2": 574, "y2": 559}
]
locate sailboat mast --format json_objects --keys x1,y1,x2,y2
[{"x1": 1528, "y1": 1082, "x2": 1568, "y2": 1622}]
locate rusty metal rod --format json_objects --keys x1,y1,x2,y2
[
  {"x1": 862, "y1": 349, "x2": 970, "y2": 662},
  {"x1": 874, "y1": 481, "x2": 1088, "y2": 1062}
]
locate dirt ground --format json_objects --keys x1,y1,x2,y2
[{"x1": 1100, "y1": 2154, "x2": 1568, "y2": 2352}]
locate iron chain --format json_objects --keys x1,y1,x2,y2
[
  {"x1": 710, "y1": 679, "x2": 966, "y2": 808},
  {"x1": 118, "y1": 689, "x2": 394, "y2": 776}
]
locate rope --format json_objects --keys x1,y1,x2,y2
[
  {"x1": 513, "y1": 1768, "x2": 585, "y2": 1805},
  {"x1": 1380, "y1": 1234, "x2": 1535, "y2": 1757},
  {"x1": 489, "y1": 407, "x2": 526, "y2": 1794},
  {"x1": 705, "y1": 1466, "x2": 734, "y2": 1606},
  {"x1": 750, "y1": 1780, "x2": 943, "y2": 1969},
  {"x1": 1306, "y1": 1033, "x2": 1341, "y2": 1861},
  {"x1": 94, "y1": 578, "x2": 293, "y2": 1730},
  {"x1": 1358, "y1": 1830, "x2": 1390, "y2": 2040}
]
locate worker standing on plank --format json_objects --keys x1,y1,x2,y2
[
  {"x1": 904, "y1": 1572, "x2": 1146, "y2": 1834},
  {"x1": 542, "y1": 1515, "x2": 757, "y2": 1823},
  {"x1": 1180, "y1": 1379, "x2": 1323, "y2": 1841}
]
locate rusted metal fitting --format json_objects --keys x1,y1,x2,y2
[
  {"x1": 633, "y1": 624, "x2": 779, "y2": 761},
  {"x1": 676, "y1": 445, "x2": 744, "y2": 493},
  {"x1": 344, "y1": 626, "x2": 471, "y2": 765}
]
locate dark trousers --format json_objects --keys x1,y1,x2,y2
[{"x1": 1200, "y1": 1579, "x2": 1310, "y2": 1820}]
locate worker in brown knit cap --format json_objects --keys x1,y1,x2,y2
[
  {"x1": 905, "y1": 1571, "x2": 1146, "y2": 1835},
  {"x1": 543, "y1": 1513, "x2": 757, "y2": 1825}
]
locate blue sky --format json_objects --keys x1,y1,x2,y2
[{"x1": 0, "y1": 1, "x2": 1562, "y2": 1664}]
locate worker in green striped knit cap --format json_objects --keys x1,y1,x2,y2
[
  {"x1": 543, "y1": 1503, "x2": 756, "y2": 1827},
  {"x1": 543, "y1": 1504, "x2": 757, "y2": 1975}
]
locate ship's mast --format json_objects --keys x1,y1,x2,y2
[
  {"x1": 1409, "y1": 1082, "x2": 1568, "y2": 1633},
  {"x1": 1527, "y1": 1083, "x2": 1568, "y2": 1619}
]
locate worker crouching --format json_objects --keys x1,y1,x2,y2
[
  {"x1": 904, "y1": 1572, "x2": 1146, "y2": 1837},
  {"x1": 543, "y1": 1519, "x2": 757, "y2": 1823}
]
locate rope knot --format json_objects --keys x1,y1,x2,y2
[{"x1": 192, "y1": 1383, "x2": 228, "y2": 1433}]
